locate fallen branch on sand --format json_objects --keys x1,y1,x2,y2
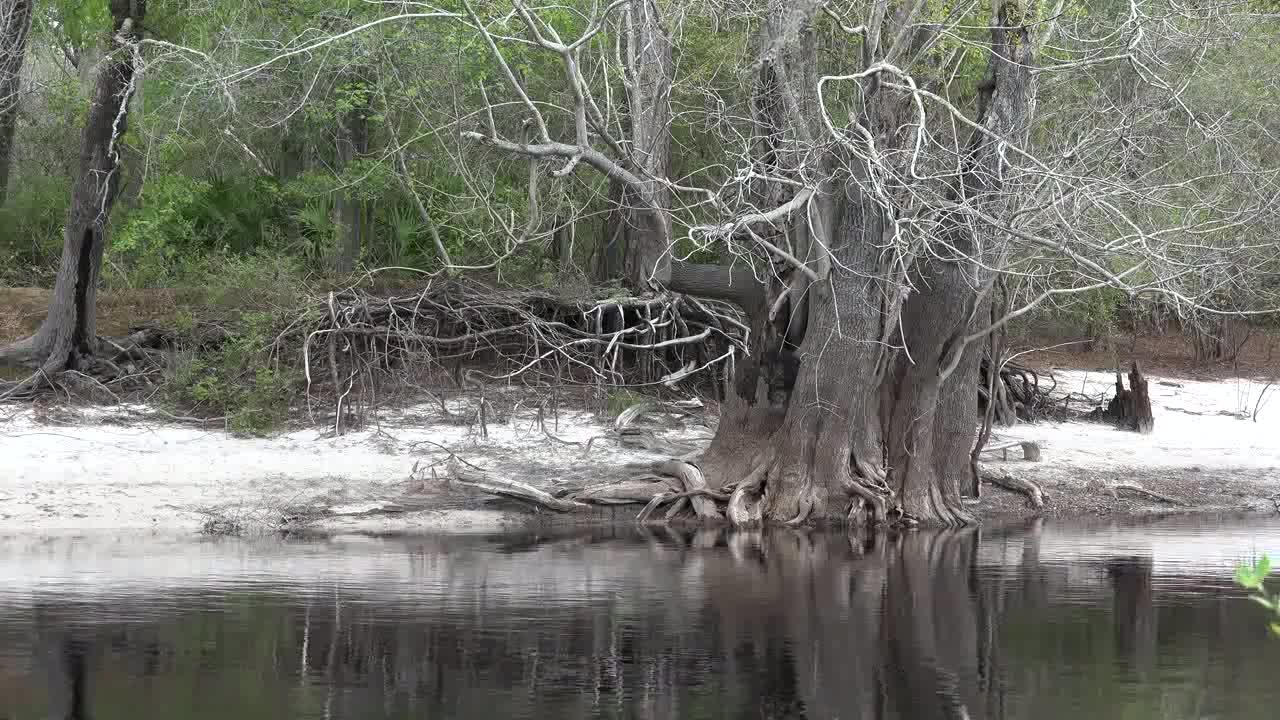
[
  {"x1": 446, "y1": 459, "x2": 586, "y2": 512},
  {"x1": 980, "y1": 470, "x2": 1047, "y2": 508},
  {"x1": 1108, "y1": 482, "x2": 1184, "y2": 505}
]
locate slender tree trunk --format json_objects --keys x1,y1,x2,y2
[
  {"x1": 1, "y1": 1, "x2": 145, "y2": 374},
  {"x1": 277, "y1": 124, "x2": 307, "y2": 182},
  {"x1": 600, "y1": 0, "x2": 671, "y2": 289},
  {"x1": 0, "y1": 0, "x2": 34, "y2": 205},
  {"x1": 334, "y1": 76, "x2": 369, "y2": 275}
]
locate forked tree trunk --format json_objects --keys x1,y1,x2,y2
[
  {"x1": 885, "y1": 264, "x2": 984, "y2": 526},
  {"x1": 0, "y1": 1, "x2": 145, "y2": 373},
  {"x1": 0, "y1": 0, "x2": 34, "y2": 204}
]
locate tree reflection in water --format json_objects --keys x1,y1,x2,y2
[{"x1": 12, "y1": 523, "x2": 1278, "y2": 719}]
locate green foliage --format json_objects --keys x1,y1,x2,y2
[
  {"x1": 1236, "y1": 555, "x2": 1280, "y2": 637},
  {"x1": 0, "y1": 176, "x2": 70, "y2": 284},
  {"x1": 605, "y1": 390, "x2": 649, "y2": 418},
  {"x1": 46, "y1": 0, "x2": 111, "y2": 49},
  {"x1": 165, "y1": 309, "x2": 299, "y2": 436}
]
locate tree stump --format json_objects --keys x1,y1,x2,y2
[{"x1": 1105, "y1": 361, "x2": 1154, "y2": 433}]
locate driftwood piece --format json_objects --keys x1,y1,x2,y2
[
  {"x1": 980, "y1": 470, "x2": 1046, "y2": 508},
  {"x1": 1105, "y1": 361, "x2": 1154, "y2": 433},
  {"x1": 447, "y1": 459, "x2": 584, "y2": 512},
  {"x1": 1110, "y1": 482, "x2": 1183, "y2": 505}
]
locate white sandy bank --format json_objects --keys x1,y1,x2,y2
[
  {"x1": 0, "y1": 399, "x2": 711, "y2": 533},
  {"x1": 995, "y1": 370, "x2": 1278, "y2": 470},
  {"x1": 0, "y1": 369, "x2": 1276, "y2": 534}
]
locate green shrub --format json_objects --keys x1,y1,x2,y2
[
  {"x1": 164, "y1": 309, "x2": 300, "y2": 436},
  {"x1": 1236, "y1": 554, "x2": 1280, "y2": 637},
  {"x1": 0, "y1": 175, "x2": 71, "y2": 284}
]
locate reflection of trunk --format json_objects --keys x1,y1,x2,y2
[
  {"x1": 0, "y1": 0, "x2": 34, "y2": 204},
  {"x1": 1107, "y1": 556, "x2": 1157, "y2": 673},
  {"x1": 0, "y1": 1, "x2": 145, "y2": 372},
  {"x1": 59, "y1": 638, "x2": 91, "y2": 720},
  {"x1": 334, "y1": 76, "x2": 369, "y2": 274},
  {"x1": 600, "y1": 0, "x2": 671, "y2": 288},
  {"x1": 884, "y1": 530, "x2": 982, "y2": 720}
]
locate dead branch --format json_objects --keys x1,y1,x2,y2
[{"x1": 1110, "y1": 483, "x2": 1183, "y2": 506}]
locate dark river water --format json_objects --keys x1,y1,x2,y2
[{"x1": 2, "y1": 517, "x2": 1280, "y2": 719}]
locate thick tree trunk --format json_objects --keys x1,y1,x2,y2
[
  {"x1": 0, "y1": 0, "x2": 34, "y2": 204},
  {"x1": 885, "y1": 264, "x2": 981, "y2": 526},
  {"x1": 600, "y1": 0, "x2": 671, "y2": 289},
  {"x1": 1, "y1": 1, "x2": 144, "y2": 374},
  {"x1": 664, "y1": 261, "x2": 792, "y2": 490},
  {"x1": 741, "y1": 190, "x2": 893, "y2": 525},
  {"x1": 686, "y1": 0, "x2": 1041, "y2": 527},
  {"x1": 334, "y1": 76, "x2": 369, "y2": 275}
]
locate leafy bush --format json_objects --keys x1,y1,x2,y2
[
  {"x1": 1236, "y1": 554, "x2": 1280, "y2": 637},
  {"x1": 164, "y1": 309, "x2": 300, "y2": 436},
  {"x1": 0, "y1": 175, "x2": 71, "y2": 284}
]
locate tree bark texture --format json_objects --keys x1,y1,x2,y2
[
  {"x1": 0, "y1": 0, "x2": 34, "y2": 205},
  {"x1": 2, "y1": 1, "x2": 144, "y2": 372},
  {"x1": 601, "y1": 0, "x2": 672, "y2": 289}
]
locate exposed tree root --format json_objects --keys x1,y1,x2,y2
[
  {"x1": 0, "y1": 327, "x2": 168, "y2": 402},
  {"x1": 657, "y1": 459, "x2": 722, "y2": 520},
  {"x1": 980, "y1": 357, "x2": 1053, "y2": 424},
  {"x1": 301, "y1": 280, "x2": 746, "y2": 430},
  {"x1": 979, "y1": 470, "x2": 1047, "y2": 509},
  {"x1": 445, "y1": 455, "x2": 737, "y2": 524}
]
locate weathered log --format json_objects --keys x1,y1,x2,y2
[{"x1": 980, "y1": 440, "x2": 1042, "y2": 462}]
